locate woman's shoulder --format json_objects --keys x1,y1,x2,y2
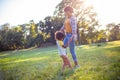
[
  {"x1": 70, "y1": 16, "x2": 76, "y2": 20},
  {"x1": 70, "y1": 16, "x2": 76, "y2": 22}
]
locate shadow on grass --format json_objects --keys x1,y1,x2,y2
[
  {"x1": 0, "y1": 46, "x2": 58, "y2": 59},
  {"x1": 0, "y1": 48, "x2": 34, "y2": 58},
  {"x1": 104, "y1": 46, "x2": 120, "y2": 52}
]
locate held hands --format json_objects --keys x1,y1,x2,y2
[
  {"x1": 64, "y1": 35, "x2": 74, "y2": 48},
  {"x1": 62, "y1": 41, "x2": 69, "y2": 48},
  {"x1": 62, "y1": 42, "x2": 68, "y2": 48},
  {"x1": 62, "y1": 45, "x2": 67, "y2": 48}
]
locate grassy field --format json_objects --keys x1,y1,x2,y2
[{"x1": 0, "y1": 40, "x2": 120, "y2": 80}]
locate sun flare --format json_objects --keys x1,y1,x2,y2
[{"x1": 85, "y1": 0, "x2": 120, "y2": 27}]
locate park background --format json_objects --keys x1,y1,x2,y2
[
  {"x1": 0, "y1": 0, "x2": 120, "y2": 80},
  {"x1": 0, "y1": 0, "x2": 120, "y2": 51}
]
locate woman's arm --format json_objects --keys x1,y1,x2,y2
[
  {"x1": 70, "y1": 17, "x2": 77, "y2": 40},
  {"x1": 70, "y1": 17, "x2": 77, "y2": 35},
  {"x1": 60, "y1": 25, "x2": 65, "y2": 32}
]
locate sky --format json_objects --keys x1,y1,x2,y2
[
  {"x1": 86, "y1": 0, "x2": 120, "y2": 27},
  {"x1": 0, "y1": 0, "x2": 62, "y2": 26},
  {"x1": 0, "y1": 0, "x2": 120, "y2": 27}
]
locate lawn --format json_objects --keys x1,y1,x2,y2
[{"x1": 0, "y1": 40, "x2": 120, "y2": 80}]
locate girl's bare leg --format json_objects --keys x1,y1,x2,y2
[
  {"x1": 63, "y1": 56, "x2": 72, "y2": 70},
  {"x1": 61, "y1": 55, "x2": 67, "y2": 72},
  {"x1": 61, "y1": 55, "x2": 73, "y2": 72},
  {"x1": 65, "y1": 57, "x2": 72, "y2": 70}
]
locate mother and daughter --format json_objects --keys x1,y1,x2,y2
[{"x1": 55, "y1": 6, "x2": 80, "y2": 73}]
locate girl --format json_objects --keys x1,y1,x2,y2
[{"x1": 55, "y1": 31, "x2": 72, "y2": 73}]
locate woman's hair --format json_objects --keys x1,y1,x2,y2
[
  {"x1": 55, "y1": 31, "x2": 65, "y2": 40},
  {"x1": 64, "y1": 6, "x2": 73, "y2": 13}
]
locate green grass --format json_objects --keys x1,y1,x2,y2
[{"x1": 0, "y1": 41, "x2": 120, "y2": 80}]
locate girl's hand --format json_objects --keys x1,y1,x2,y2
[{"x1": 62, "y1": 45, "x2": 67, "y2": 48}]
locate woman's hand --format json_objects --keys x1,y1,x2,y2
[
  {"x1": 60, "y1": 29, "x2": 64, "y2": 33},
  {"x1": 68, "y1": 35, "x2": 74, "y2": 44}
]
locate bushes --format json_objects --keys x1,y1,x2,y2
[
  {"x1": 26, "y1": 34, "x2": 44, "y2": 48},
  {"x1": 0, "y1": 30, "x2": 24, "y2": 51}
]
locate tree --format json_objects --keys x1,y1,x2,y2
[
  {"x1": 29, "y1": 20, "x2": 37, "y2": 38},
  {"x1": 1, "y1": 23, "x2": 10, "y2": 32},
  {"x1": 0, "y1": 30, "x2": 6, "y2": 51},
  {"x1": 38, "y1": 20, "x2": 45, "y2": 33},
  {"x1": 106, "y1": 23, "x2": 120, "y2": 41},
  {"x1": 0, "y1": 30, "x2": 24, "y2": 50},
  {"x1": 24, "y1": 20, "x2": 39, "y2": 48},
  {"x1": 38, "y1": 16, "x2": 64, "y2": 44},
  {"x1": 35, "y1": 33, "x2": 44, "y2": 47},
  {"x1": 116, "y1": 24, "x2": 120, "y2": 39}
]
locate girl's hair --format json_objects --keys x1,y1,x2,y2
[
  {"x1": 55, "y1": 31, "x2": 65, "y2": 40},
  {"x1": 64, "y1": 6, "x2": 73, "y2": 13}
]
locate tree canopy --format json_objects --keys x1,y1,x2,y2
[{"x1": 0, "y1": 0, "x2": 120, "y2": 51}]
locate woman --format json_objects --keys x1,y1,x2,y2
[{"x1": 60, "y1": 6, "x2": 80, "y2": 68}]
